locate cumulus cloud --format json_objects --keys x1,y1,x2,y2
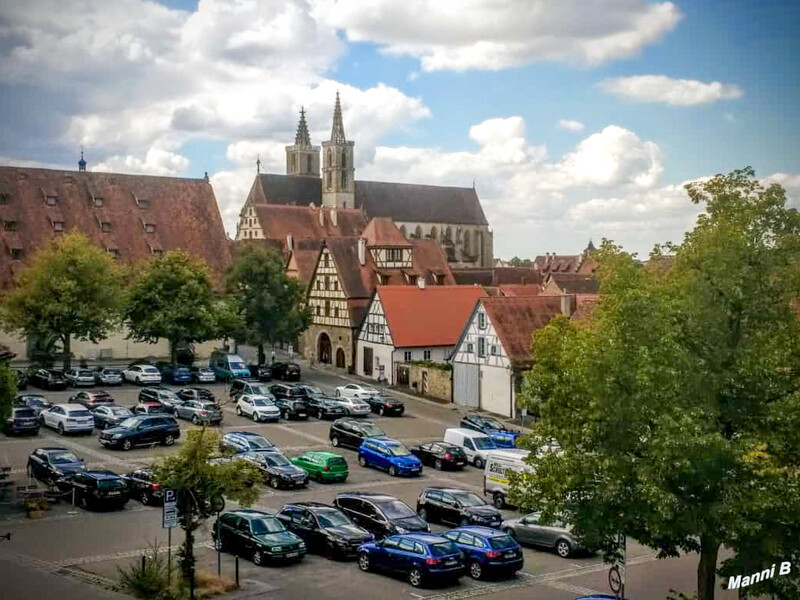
[
  {"x1": 599, "y1": 75, "x2": 743, "y2": 106},
  {"x1": 311, "y1": 0, "x2": 681, "y2": 71},
  {"x1": 558, "y1": 119, "x2": 585, "y2": 132}
]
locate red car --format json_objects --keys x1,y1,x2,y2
[{"x1": 132, "y1": 401, "x2": 172, "y2": 415}]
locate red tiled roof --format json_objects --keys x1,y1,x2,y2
[
  {"x1": 498, "y1": 284, "x2": 542, "y2": 297},
  {"x1": 545, "y1": 273, "x2": 600, "y2": 295},
  {"x1": 410, "y1": 239, "x2": 456, "y2": 285},
  {"x1": 361, "y1": 217, "x2": 412, "y2": 248},
  {"x1": 286, "y1": 239, "x2": 323, "y2": 287},
  {"x1": 452, "y1": 267, "x2": 542, "y2": 286},
  {"x1": 482, "y1": 295, "x2": 566, "y2": 365},
  {"x1": 377, "y1": 285, "x2": 487, "y2": 348},
  {"x1": 571, "y1": 294, "x2": 600, "y2": 322},
  {"x1": 252, "y1": 204, "x2": 367, "y2": 241},
  {"x1": 0, "y1": 167, "x2": 231, "y2": 288}
]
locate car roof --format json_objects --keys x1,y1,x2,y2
[
  {"x1": 392, "y1": 533, "x2": 449, "y2": 544},
  {"x1": 84, "y1": 470, "x2": 122, "y2": 479},
  {"x1": 225, "y1": 431, "x2": 265, "y2": 438},
  {"x1": 57, "y1": 403, "x2": 86, "y2": 410},
  {"x1": 337, "y1": 492, "x2": 398, "y2": 501},
  {"x1": 303, "y1": 451, "x2": 341, "y2": 458},
  {"x1": 424, "y1": 487, "x2": 474, "y2": 494},
  {"x1": 370, "y1": 436, "x2": 402, "y2": 445},
  {"x1": 226, "y1": 509, "x2": 272, "y2": 519},
  {"x1": 40, "y1": 447, "x2": 72, "y2": 453},
  {"x1": 284, "y1": 502, "x2": 334, "y2": 511},
  {"x1": 445, "y1": 428, "x2": 491, "y2": 438},
  {"x1": 451, "y1": 526, "x2": 503, "y2": 537}
]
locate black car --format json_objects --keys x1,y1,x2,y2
[
  {"x1": 239, "y1": 451, "x2": 308, "y2": 489},
  {"x1": 329, "y1": 418, "x2": 385, "y2": 450},
  {"x1": 98, "y1": 415, "x2": 180, "y2": 450},
  {"x1": 27, "y1": 447, "x2": 86, "y2": 484},
  {"x1": 139, "y1": 386, "x2": 185, "y2": 413},
  {"x1": 365, "y1": 394, "x2": 405, "y2": 417},
  {"x1": 270, "y1": 384, "x2": 308, "y2": 419},
  {"x1": 14, "y1": 369, "x2": 27, "y2": 390},
  {"x1": 177, "y1": 387, "x2": 216, "y2": 403},
  {"x1": 417, "y1": 487, "x2": 502, "y2": 528},
  {"x1": 68, "y1": 390, "x2": 115, "y2": 409},
  {"x1": 247, "y1": 364, "x2": 272, "y2": 382},
  {"x1": 334, "y1": 493, "x2": 430, "y2": 538},
  {"x1": 14, "y1": 394, "x2": 52, "y2": 415},
  {"x1": 28, "y1": 369, "x2": 68, "y2": 391},
  {"x1": 220, "y1": 431, "x2": 279, "y2": 455},
  {"x1": 270, "y1": 362, "x2": 301, "y2": 381},
  {"x1": 124, "y1": 467, "x2": 163, "y2": 506},
  {"x1": 90, "y1": 405, "x2": 133, "y2": 429},
  {"x1": 229, "y1": 379, "x2": 274, "y2": 402},
  {"x1": 212, "y1": 509, "x2": 307, "y2": 565},
  {"x1": 306, "y1": 396, "x2": 347, "y2": 420},
  {"x1": 276, "y1": 502, "x2": 373, "y2": 559},
  {"x1": 411, "y1": 442, "x2": 468, "y2": 470},
  {"x1": 4, "y1": 407, "x2": 40, "y2": 435},
  {"x1": 54, "y1": 470, "x2": 130, "y2": 510}
]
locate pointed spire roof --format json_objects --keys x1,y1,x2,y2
[
  {"x1": 330, "y1": 91, "x2": 346, "y2": 144},
  {"x1": 78, "y1": 147, "x2": 86, "y2": 172},
  {"x1": 295, "y1": 106, "x2": 312, "y2": 147}
]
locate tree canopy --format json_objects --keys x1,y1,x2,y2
[{"x1": 514, "y1": 168, "x2": 800, "y2": 600}]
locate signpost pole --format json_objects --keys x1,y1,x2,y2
[
  {"x1": 620, "y1": 532, "x2": 627, "y2": 599},
  {"x1": 167, "y1": 527, "x2": 171, "y2": 588},
  {"x1": 162, "y1": 489, "x2": 178, "y2": 590}
]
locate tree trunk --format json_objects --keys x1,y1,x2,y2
[
  {"x1": 257, "y1": 344, "x2": 265, "y2": 366},
  {"x1": 697, "y1": 536, "x2": 720, "y2": 600},
  {"x1": 170, "y1": 340, "x2": 178, "y2": 364},
  {"x1": 62, "y1": 335, "x2": 71, "y2": 372}
]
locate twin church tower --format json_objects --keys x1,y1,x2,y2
[{"x1": 285, "y1": 92, "x2": 355, "y2": 209}]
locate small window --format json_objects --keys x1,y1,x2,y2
[
  {"x1": 466, "y1": 342, "x2": 474, "y2": 354},
  {"x1": 341, "y1": 172, "x2": 347, "y2": 188},
  {"x1": 423, "y1": 350, "x2": 431, "y2": 361},
  {"x1": 144, "y1": 223, "x2": 156, "y2": 234},
  {"x1": 107, "y1": 247, "x2": 120, "y2": 258},
  {"x1": 478, "y1": 337, "x2": 486, "y2": 358},
  {"x1": 100, "y1": 222, "x2": 111, "y2": 233},
  {"x1": 404, "y1": 351, "x2": 412, "y2": 362},
  {"x1": 93, "y1": 196, "x2": 104, "y2": 207},
  {"x1": 478, "y1": 312, "x2": 487, "y2": 329},
  {"x1": 3, "y1": 220, "x2": 17, "y2": 231},
  {"x1": 490, "y1": 345, "x2": 498, "y2": 356},
  {"x1": 325, "y1": 300, "x2": 330, "y2": 317},
  {"x1": 0, "y1": 193, "x2": 9, "y2": 204},
  {"x1": 45, "y1": 195, "x2": 58, "y2": 206},
  {"x1": 137, "y1": 198, "x2": 150, "y2": 209},
  {"x1": 10, "y1": 248, "x2": 23, "y2": 260},
  {"x1": 326, "y1": 172, "x2": 331, "y2": 190},
  {"x1": 151, "y1": 248, "x2": 163, "y2": 258},
  {"x1": 52, "y1": 220, "x2": 64, "y2": 232}
]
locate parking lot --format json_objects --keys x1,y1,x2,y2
[{"x1": 0, "y1": 364, "x2": 740, "y2": 600}]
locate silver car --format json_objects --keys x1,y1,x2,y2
[
  {"x1": 65, "y1": 368, "x2": 96, "y2": 387},
  {"x1": 94, "y1": 367, "x2": 123, "y2": 386},
  {"x1": 174, "y1": 399, "x2": 223, "y2": 425},
  {"x1": 501, "y1": 513, "x2": 584, "y2": 558},
  {"x1": 330, "y1": 396, "x2": 371, "y2": 417}
]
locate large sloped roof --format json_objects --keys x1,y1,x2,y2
[
  {"x1": 547, "y1": 273, "x2": 600, "y2": 295},
  {"x1": 252, "y1": 204, "x2": 366, "y2": 241},
  {"x1": 482, "y1": 295, "x2": 565, "y2": 365},
  {"x1": 361, "y1": 217, "x2": 412, "y2": 247},
  {"x1": 452, "y1": 267, "x2": 542, "y2": 286}
]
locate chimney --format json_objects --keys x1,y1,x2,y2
[
  {"x1": 417, "y1": 276, "x2": 426, "y2": 290},
  {"x1": 286, "y1": 234, "x2": 294, "y2": 252},
  {"x1": 358, "y1": 238, "x2": 366, "y2": 265},
  {"x1": 331, "y1": 207, "x2": 338, "y2": 227},
  {"x1": 319, "y1": 207, "x2": 325, "y2": 226},
  {"x1": 560, "y1": 294, "x2": 575, "y2": 316}
]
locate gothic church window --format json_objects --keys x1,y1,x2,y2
[
  {"x1": 342, "y1": 172, "x2": 347, "y2": 188},
  {"x1": 307, "y1": 155, "x2": 312, "y2": 172},
  {"x1": 327, "y1": 149, "x2": 332, "y2": 166},
  {"x1": 341, "y1": 151, "x2": 346, "y2": 169},
  {"x1": 326, "y1": 172, "x2": 331, "y2": 189},
  {"x1": 414, "y1": 225, "x2": 423, "y2": 239}
]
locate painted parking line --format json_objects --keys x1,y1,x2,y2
[
  {"x1": 53, "y1": 540, "x2": 213, "y2": 567},
  {"x1": 543, "y1": 580, "x2": 603, "y2": 596},
  {"x1": 0, "y1": 504, "x2": 153, "y2": 525}
]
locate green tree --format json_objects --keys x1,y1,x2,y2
[
  {"x1": 514, "y1": 168, "x2": 800, "y2": 600},
  {"x1": 124, "y1": 250, "x2": 224, "y2": 364},
  {"x1": 226, "y1": 245, "x2": 310, "y2": 365},
  {"x1": 0, "y1": 231, "x2": 125, "y2": 371},
  {"x1": 0, "y1": 362, "x2": 17, "y2": 426},
  {"x1": 508, "y1": 256, "x2": 533, "y2": 267},
  {"x1": 151, "y1": 428, "x2": 260, "y2": 585}
]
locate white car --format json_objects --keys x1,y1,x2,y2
[
  {"x1": 123, "y1": 364, "x2": 162, "y2": 385},
  {"x1": 330, "y1": 396, "x2": 371, "y2": 417},
  {"x1": 40, "y1": 404, "x2": 95, "y2": 435},
  {"x1": 335, "y1": 383, "x2": 380, "y2": 399},
  {"x1": 236, "y1": 394, "x2": 281, "y2": 423}
]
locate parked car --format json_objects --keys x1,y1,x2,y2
[
  {"x1": 329, "y1": 418, "x2": 385, "y2": 449},
  {"x1": 241, "y1": 451, "x2": 308, "y2": 489},
  {"x1": 294, "y1": 384, "x2": 323, "y2": 398},
  {"x1": 190, "y1": 365, "x2": 216, "y2": 383},
  {"x1": 14, "y1": 369, "x2": 27, "y2": 390},
  {"x1": 4, "y1": 406, "x2": 40, "y2": 435},
  {"x1": 416, "y1": 487, "x2": 502, "y2": 528},
  {"x1": 176, "y1": 387, "x2": 216, "y2": 403},
  {"x1": 270, "y1": 361, "x2": 301, "y2": 381},
  {"x1": 247, "y1": 364, "x2": 272, "y2": 381},
  {"x1": 90, "y1": 405, "x2": 133, "y2": 429},
  {"x1": 14, "y1": 394, "x2": 51, "y2": 416},
  {"x1": 411, "y1": 442, "x2": 468, "y2": 471},
  {"x1": 212, "y1": 509, "x2": 306, "y2": 565},
  {"x1": 53, "y1": 470, "x2": 130, "y2": 511},
  {"x1": 124, "y1": 467, "x2": 163, "y2": 506},
  {"x1": 443, "y1": 428, "x2": 497, "y2": 469},
  {"x1": 68, "y1": 390, "x2": 115, "y2": 409},
  {"x1": 334, "y1": 383, "x2": 379, "y2": 399},
  {"x1": 27, "y1": 447, "x2": 85, "y2": 484},
  {"x1": 276, "y1": 502, "x2": 372, "y2": 559},
  {"x1": 93, "y1": 366, "x2": 123, "y2": 386},
  {"x1": 29, "y1": 369, "x2": 68, "y2": 391},
  {"x1": 333, "y1": 492, "x2": 429, "y2": 538},
  {"x1": 174, "y1": 399, "x2": 222, "y2": 425},
  {"x1": 132, "y1": 401, "x2": 173, "y2": 415},
  {"x1": 501, "y1": 513, "x2": 585, "y2": 558},
  {"x1": 290, "y1": 451, "x2": 348, "y2": 483},
  {"x1": 99, "y1": 414, "x2": 180, "y2": 450},
  {"x1": 156, "y1": 362, "x2": 192, "y2": 384},
  {"x1": 40, "y1": 404, "x2": 94, "y2": 435},
  {"x1": 357, "y1": 533, "x2": 465, "y2": 588},
  {"x1": 236, "y1": 394, "x2": 281, "y2": 422},
  {"x1": 123, "y1": 364, "x2": 162, "y2": 385},
  {"x1": 139, "y1": 386, "x2": 185, "y2": 413},
  {"x1": 220, "y1": 431, "x2": 280, "y2": 455},
  {"x1": 441, "y1": 526, "x2": 523, "y2": 580},
  {"x1": 209, "y1": 351, "x2": 250, "y2": 382},
  {"x1": 365, "y1": 393, "x2": 405, "y2": 416},
  {"x1": 270, "y1": 384, "x2": 309, "y2": 420},
  {"x1": 483, "y1": 448, "x2": 532, "y2": 508},
  {"x1": 358, "y1": 437, "x2": 423, "y2": 477},
  {"x1": 460, "y1": 414, "x2": 521, "y2": 448},
  {"x1": 65, "y1": 368, "x2": 96, "y2": 387},
  {"x1": 306, "y1": 396, "x2": 346, "y2": 420},
  {"x1": 330, "y1": 396, "x2": 371, "y2": 417},
  {"x1": 229, "y1": 379, "x2": 275, "y2": 403}
]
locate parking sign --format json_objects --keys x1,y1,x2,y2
[{"x1": 162, "y1": 489, "x2": 178, "y2": 529}]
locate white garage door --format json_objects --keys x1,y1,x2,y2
[{"x1": 453, "y1": 363, "x2": 479, "y2": 408}]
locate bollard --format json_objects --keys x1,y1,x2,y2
[
  {"x1": 72, "y1": 488, "x2": 75, "y2": 506},
  {"x1": 141, "y1": 555, "x2": 146, "y2": 575},
  {"x1": 235, "y1": 556, "x2": 239, "y2": 589}
]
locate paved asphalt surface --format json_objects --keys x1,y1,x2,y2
[{"x1": 0, "y1": 352, "x2": 745, "y2": 600}]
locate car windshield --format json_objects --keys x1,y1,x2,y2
[
  {"x1": 26, "y1": 397, "x2": 49, "y2": 406},
  {"x1": 480, "y1": 417, "x2": 506, "y2": 430},
  {"x1": 79, "y1": 370, "x2": 93, "y2": 377},
  {"x1": 104, "y1": 369, "x2": 121, "y2": 375},
  {"x1": 317, "y1": 511, "x2": 350, "y2": 528},
  {"x1": 14, "y1": 408, "x2": 36, "y2": 418},
  {"x1": 199, "y1": 368, "x2": 212, "y2": 373},
  {"x1": 110, "y1": 407, "x2": 131, "y2": 416},
  {"x1": 143, "y1": 367, "x2": 159, "y2": 374},
  {"x1": 361, "y1": 424, "x2": 385, "y2": 437},
  {"x1": 289, "y1": 390, "x2": 305, "y2": 398},
  {"x1": 488, "y1": 535, "x2": 516, "y2": 550},
  {"x1": 159, "y1": 390, "x2": 178, "y2": 399},
  {"x1": 252, "y1": 398, "x2": 272, "y2": 407},
  {"x1": 445, "y1": 446, "x2": 465, "y2": 455},
  {"x1": 68, "y1": 409, "x2": 92, "y2": 417},
  {"x1": 120, "y1": 417, "x2": 141, "y2": 428},
  {"x1": 98, "y1": 478, "x2": 125, "y2": 490},
  {"x1": 51, "y1": 452, "x2": 81, "y2": 464},
  {"x1": 230, "y1": 362, "x2": 246, "y2": 371},
  {"x1": 250, "y1": 384, "x2": 270, "y2": 395},
  {"x1": 199, "y1": 402, "x2": 218, "y2": 409},
  {"x1": 377, "y1": 500, "x2": 415, "y2": 519},
  {"x1": 246, "y1": 437, "x2": 274, "y2": 449},
  {"x1": 430, "y1": 541, "x2": 460, "y2": 557},
  {"x1": 387, "y1": 445, "x2": 411, "y2": 457},
  {"x1": 95, "y1": 395, "x2": 113, "y2": 402},
  {"x1": 328, "y1": 457, "x2": 346, "y2": 466},
  {"x1": 304, "y1": 386, "x2": 322, "y2": 395},
  {"x1": 263, "y1": 454, "x2": 290, "y2": 467},
  {"x1": 453, "y1": 492, "x2": 485, "y2": 507},
  {"x1": 473, "y1": 437, "x2": 496, "y2": 450},
  {"x1": 250, "y1": 517, "x2": 285, "y2": 535}
]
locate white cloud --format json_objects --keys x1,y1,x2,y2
[
  {"x1": 600, "y1": 75, "x2": 743, "y2": 106},
  {"x1": 558, "y1": 119, "x2": 585, "y2": 132},
  {"x1": 311, "y1": 0, "x2": 681, "y2": 71},
  {"x1": 92, "y1": 148, "x2": 191, "y2": 176}
]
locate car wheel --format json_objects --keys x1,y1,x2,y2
[
  {"x1": 555, "y1": 539, "x2": 572, "y2": 558},
  {"x1": 57, "y1": 423, "x2": 65, "y2": 435},
  {"x1": 434, "y1": 459, "x2": 443, "y2": 470},
  {"x1": 122, "y1": 439, "x2": 133, "y2": 451},
  {"x1": 474, "y1": 456, "x2": 484, "y2": 469},
  {"x1": 282, "y1": 410, "x2": 289, "y2": 420},
  {"x1": 252, "y1": 550, "x2": 264, "y2": 566},
  {"x1": 136, "y1": 377, "x2": 141, "y2": 385},
  {"x1": 315, "y1": 471, "x2": 323, "y2": 483},
  {"x1": 192, "y1": 415, "x2": 200, "y2": 425},
  {"x1": 163, "y1": 434, "x2": 175, "y2": 446},
  {"x1": 378, "y1": 406, "x2": 385, "y2": 416},
  {"x1": 358, "y1": 456, "x2": 368, "y2": 468},
  {"x1": 252, "y1": 412, "x2": 259, "y2": 422},
  {"x1": 388, "y1": 465, "x2": 397, "y2": 477},
  {"x1": 236, "y1": 406, "x2": 242, "y2": 416},
  {"x1": 493, "y1": 493, "x2": 505, "y2": 509},
  {"x1": 357, "y1": 552, "x2": 370, "y2": 572},
  {"x1": 335, "y1": 390, "x2": 340, "y2": 397},
  {"x1": 418, "y1": 507, "x2": 428, "y2": 520},
  {"x1": 78, "y1": 493, "x2": 89, "y2": 510},
  {"x1": 27, "y1": 464, "x2": 34, "y2": 479},
  {"x1": 469, "y1": 560, "x2": 483, "y2": 580},
  {"x1": 331, "y1": 436, "x2": 340, "y2": 447},
  {"x1": 140, "y1": 492, "x2": 150, "y2": 506},
  {"x1": 269, "y1": 476, "x2": 280, "y2": 489},
  {"x1": 408, "y1": 568, "x2": 423, "y2": 588}
]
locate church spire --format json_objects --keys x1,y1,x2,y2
[
  {"x1": 295, "y1": 106, "x2": 312, "y2": 147},
  {"x1": 78, "y1": 147, "x2": 86, "y2": 172},
  {"x1": 330, "y1": 91, "x2": 346, "y2": 144}
]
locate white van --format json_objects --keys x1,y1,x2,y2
[
  {"x1": 483, "y1": 449, "x2": 531, "y2": 509},
  {"x1": 443, "y1": 428, "x2": 498, "y2": 469}
]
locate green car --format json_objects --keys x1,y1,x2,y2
[
  {"x1": 290, "y1": 451, "x2": 349, "y2": 483},
  {"x1": 212, "y1": 510, "x2": 306, "y2": 565}
]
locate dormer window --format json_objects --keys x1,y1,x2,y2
[
  {"x1": 52, "y1": 220, "x2": 65, "y2": 232},
  {"x1": 151, "y1": 248, "x2": 164, "y2": 258},
  {"x1": 93, "y1": 196, "x2": 104, "y2": 207},
  {"x1": 3, "y1": 220, "x2": 17, "y2": 231},
  {"x1": 10, "y1": 247, "x2": 23, "y2": 260},
  {"x1": 100, "y1": 221, "x2": 112, "y2": 233},
  {"x1": 106, "y1": 247, "x2": 120, "y2": 259},
  {"x1": 136, "y1": 197, "x2": 150, "y2": 209},
  {"x1": 45, "y1": 195, "x2": 58, "y2": 206},
  {"x1": 0, "y1": 193, "x2": 9, "y2": 205},
  {"x1": 144, "y1": 223, "x2": 156, "y2": 234}
]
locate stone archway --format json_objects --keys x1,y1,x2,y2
[
  {"x1": 317, "y1": 332, "x2": 332, "y2": 364},
  {"x1": 335, "y1": 348, "x2": 346, "y2": 369}
]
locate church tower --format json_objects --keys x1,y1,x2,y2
[
  {"x1": 321, "y1": 92, "x2": 355, "y2": 209},
  {"x1": 285, "y1": 107, "x2": 320, "y2": 177}
]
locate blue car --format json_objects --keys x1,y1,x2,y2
[
  {"x1": 357, "y1": 533, "x2": 465, "y2": 588},
  {"x1": 156, "y1": 363, "x2": 193, "y2": 384},
  {"x1": 459, "y1": 414, "x2": 521, "y2": 448},
  {"x1": 442, "y1": 526, "x2": 523, "y2": 580},
  {"x1": 358, "y1": 437, "x2": 423, "y2": 477}
]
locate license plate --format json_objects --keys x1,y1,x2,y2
[
  {"x1": 106, "y1": 491, "x2": 121, "y2": 496},
  {"x1": 505, "y1": 552, "x2": 515, "y2": 558},
  {"x1": 286, "y1": 552, "x2": 299, "y2": 558},
  {"x1": 445, "y1": 559, "x2": 457, "y2": 566},
  {"x1": 297, "y1": 413, "x2": 306, "y2": 417}
]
